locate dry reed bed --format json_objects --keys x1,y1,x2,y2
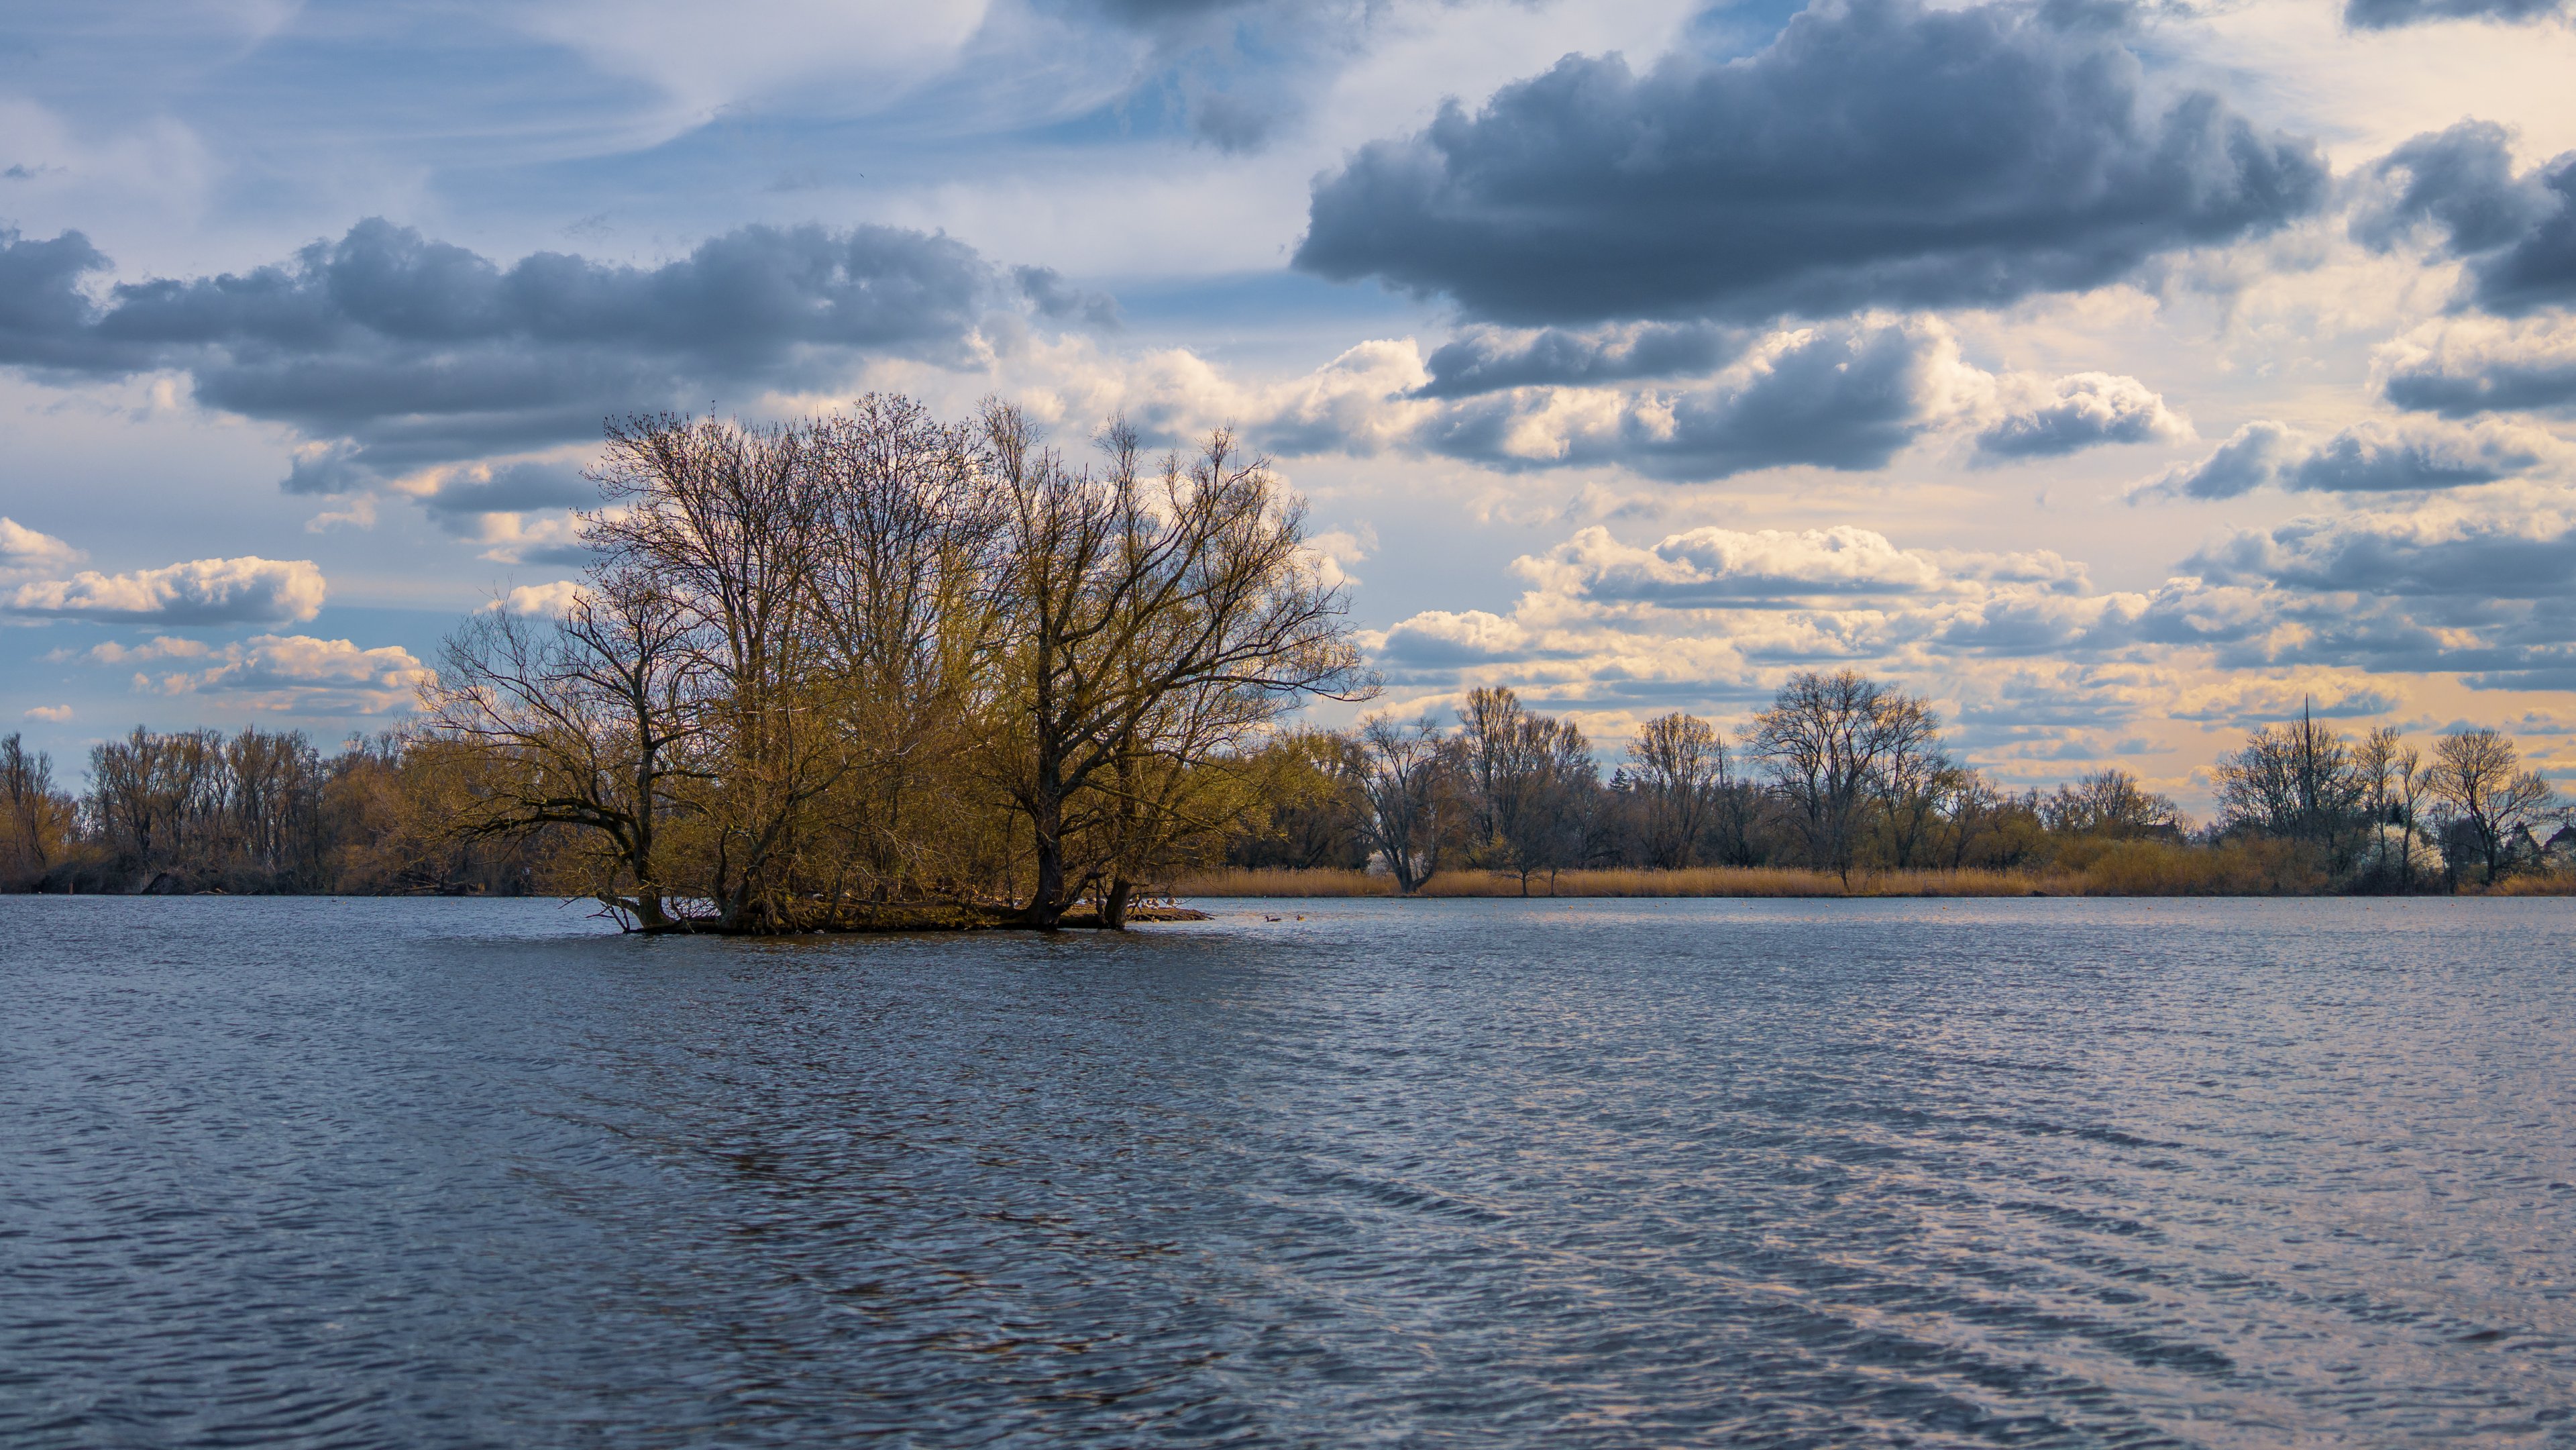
[{"x1": 1167, "y1": 847, "x2": 2576, "y2": 899}]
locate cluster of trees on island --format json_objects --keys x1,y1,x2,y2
[
  {"x1": 9, "y1": 403, "x2": 1368, "y2": 931},
  {"x1": 2, "y1": 399, "x2": 2569, "y2": 925}
]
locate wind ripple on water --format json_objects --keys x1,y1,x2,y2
[{"x1": 3, "y1": 896, "x2": 2573, "y2": 1447}]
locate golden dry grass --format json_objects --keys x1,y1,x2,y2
[
  {"x1": 1165, "y1": 865, "x2": 2035, "y2": 898},
  {"x1": 2045, "y1": 838, "x2": 2324, "y2": 896},
  {"x1": 1411, "y1": 867, "x2": 2039, "y2": 897},
  {"x1": 2469, "y1": 871, "x2": 2576, "y2": 896},
  {"x1": 1159, "y1": 867, "x2": 1394, "y2": 897},
  {"x1": 1165, "y1": 841, "x2": 2540, "y2": 899}
]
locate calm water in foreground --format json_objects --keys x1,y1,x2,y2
[{"x1": 3, "y1": 897, "x2": 2573, "y2": 1448}]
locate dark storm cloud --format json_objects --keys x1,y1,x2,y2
[
  {"x1": 1293, "y1": 0, "x2": 2328, "y2": 325},
  {"x1": 1635, "y1": 324, "x2": 1940, "y2": 478},
  {"x1": 1419, "y1": 321, "x2": 1946, "y2": 480},
  {"x1": 2343, "y1": 0, "x2": 2569, "y2": 30},
  {"x1": 2355, "y1": 121, "x2": 2576, "y2": 315},
  {"x1": 0, "y1": 217, "x2": 1013, "y2": 485},
  {"x1": 1412, "y1": 322, "x2": 1746, "y2": 399}
]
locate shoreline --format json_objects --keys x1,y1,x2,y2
[{"x1": 1163, "y1": 865, "x2": 2576, "y2": 900}]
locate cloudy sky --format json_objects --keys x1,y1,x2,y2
[{"x1": 6, "y1": 0, "x2": 2576, "y2": 808}]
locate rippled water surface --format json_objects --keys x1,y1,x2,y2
[{"x1": 5, "y1": 896, "x2": 2576, "y2": 1447}]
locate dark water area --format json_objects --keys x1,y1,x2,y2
[{"x1": 4, "y1": 897, "x2": 2574, "y2": 1448}]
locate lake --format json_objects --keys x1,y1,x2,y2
[{"x1": 3, "y1": 895, "x2": 2573, "y2": 1447}]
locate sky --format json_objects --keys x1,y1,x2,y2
[{"x1": 5, "y1": 0, "x2": 2576, "y2": 811}]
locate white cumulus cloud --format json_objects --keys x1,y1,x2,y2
[
  {"x1": 136, "y1": 634, "x2": 430, "y2": 714},
  {"x1": 0, "y1": 518, "x2": 83, "y2": 578},
  {"x1": 485, "y1": 580, "x2": 591, "y2": 617},
  {"x1": 7, "y1": 556, "x2": 326, "y2": 625}
]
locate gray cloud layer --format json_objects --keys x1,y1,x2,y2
[
  {"x1": 0, "y1": 218, "x2": 1008, "y2": 486},
  {"x1": 2383, "y1": 325, "x2": 2576, "y2": 416},
  {"x1": 1413, "y1": 322, "x2": 1746, "y2": 399},
  {"x1": 2192, "y1": 516, "x2": 2576, "y2": 599},
  {"x1": 1295, "y1": 0, "x2": 2327, "y2": 325},
  {"x1": 2145, "y1": 419, "x2": 2550, "y2": 499},
  {"x1": 2343, "y1": 0, "x2": 2570, "y2": 29},
  {"x1": 2355, "y1": 121, "x2": 2576, "y2": 316},
  {"x1": 413, "y1": 461, "x2": 598, "y2": 516},
  {"x1": 1418, "y1": 321, "x2": 1946, "y2": 480}
]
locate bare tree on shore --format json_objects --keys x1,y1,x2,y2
[
  {"x1": 1754, "y1": 670, "x2": 1929, "y2": 886},
  {"x1": 1, "y1": 735, "x2": 74, "y2": 886},
  {"x1": 1627, "y1": 711, "x2": 1727, "y2": 871},
  {"x1": 1353, "y1": 713, "x2": 1455, "y2": 894},
  {"x1": 1460, "y1": 686, "x2": 1596, "y2": 894},
  {"x1": 2427, "y1": 727, "x2": 2555, "y2": 885}
]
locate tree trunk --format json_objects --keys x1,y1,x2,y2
[
  {"x1": 1101, "y1": 876, "x2": 1134, "y2": 930},
  {"x1": 1026, "y1": 787, "x2": 1068, "y2": 929}
]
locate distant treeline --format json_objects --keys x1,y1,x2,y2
[
  {"x1": 1227, "y1": 678, "x2": 2569, "y2": 896},
  {"x1": 5, "y1": 682, "x2": 2568, "y2": 907},
  {"x1": 9, "y1": 676, "x2": 2566, "y2": 907},
  {"x1": 10, "y1": 674, "x2": 2565, "y2": 901},
  {"x1": 0, "y1": 727, "x2": 537, "y2": 897},
  {"x1": 4, "y1": 397, "x2": 2567, "y2": 919}
]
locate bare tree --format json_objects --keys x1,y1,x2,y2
[
  {"x1": 1867, "y1": 695, "x2": 1951, "y2": 869},
  {"x1": 588, "y1": 413, "x2": 844, "y2": 930},
  {"x1": 1752, "y1": 670, "x2": 1926, "y2": 886},
  {"x1": 1354, "y1": 713, "x2": 1454, "y2": 893},
  {"x1": 2214, "y1": 703, "x2": 2365, "y2": 858},
  {"x1": 221, "y1": 728, "x2": 325, "y2": 883},
  {"x1": 1943, "y1": 773, "x2": 2041, "y2": 870},
  {"x1": 2428, "y1": 727, "x2": 2555, "y2": 885},
  {"x1": 1460, "y1": 687, "x2": 1595, "y2": 893},
  {"x1": 88, "y1": 727, "x2": 226, "y2": 882},
  {"x1": 981, "y1": 409, "x2": 1371, "y2": 928},
  {"x1": 1627, "y1": 712, "x2": 1726, "y2": 870},
  {"x1": 2041, "y1": 768, "x2": 2178, "y2": 839},
  {"x1": 0, "y1": 735, "x2": 73, "y2": 886},
  {"x1": 1707, "y1": 775, "x2": 1769, "y2": 868},
  {"x1": 427, "y1": 570, "x2": 707, "y2": 929},
  {"x1": 2353, "y1": 726, "x2": 2426, "y2": 888},
  {"x1": 804, "y1": 397, "x2": 1006, "y2": 898}
]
